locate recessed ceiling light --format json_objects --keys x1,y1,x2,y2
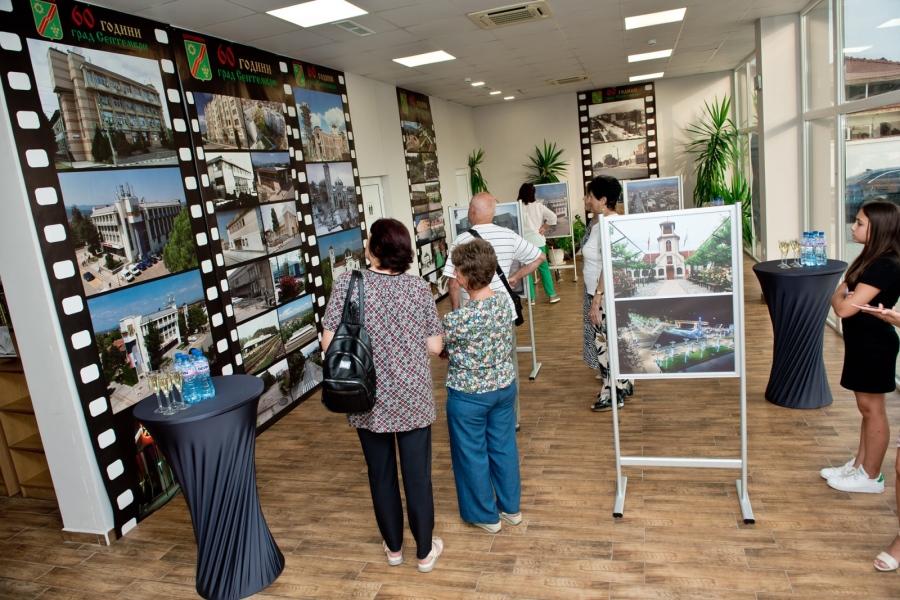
[
  {"x1": 625, "y1": 8, "x2": 686, "y2": 30},
  {"x1": 628, "y1": 49, "x2": 673, "y2": 62},
  {"x1": 490, "y1": 91, "x2": 502, "y2": 95},
  {"x1": 470, "y1": 81, "x2": 485, "y2": 87},
  {"x1": 393, "y1": 50, "x2": 456, "y2": 67},
  {"x1": 268, "y1": 0, "x2": 367, "y2": 28},
  {"x1": 504, "y1": 96, "x2": 515, "y2": 100},
  {"x1": 843, "y1": 45, "x2": 873, "y2": 53},
  {"x1": 629, "y1": 72, "x2": 664, "y2": 82},
  {"x1": 876, "y1": 18, "x2": 900, "y2": 28}
]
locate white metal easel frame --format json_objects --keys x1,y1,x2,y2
[
  {"x1": 447, "y1": 202, "x2": 542, "y2": 380},
  {"x1": 599, "y1": 204, "x2": 754, "y2": 524}
]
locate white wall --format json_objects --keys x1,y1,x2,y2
[
  {"x1": 655, "y1": 72, "x2": 734, "y2": 205},
  {"x1": 756, "y1": 14, "x2": 802, "y2": 261},
  {"x1": 0, "y1": 87, "x2": 114, "y2": 536},
  {"x1": 430, "y1": 96, "x2": 478, "y2": 210},
  {"x1": 472, "y1": 93, "x2": 584, "y2": 204}
]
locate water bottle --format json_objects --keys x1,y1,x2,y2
[
  {"x1": 803, "y1": 233, "x2": 815, "y2": 267},
  {"x1": 815, "y1": 231, "x2": 827, "y2": 266},
  {"x1": 177, "y1": 352, "x2": 199, "y2": 404},
  {"x1": 191, "y1": 349, "x2": 215, "y2": 400}
]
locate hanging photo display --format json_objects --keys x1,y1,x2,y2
[
  {"x1": 172, "y1": 29, "x2": 328, "y2": 431},
  {"x1": 533, "y1": 182, "x2": 572, "y2": 238},
  {"x1": 293, "y1": 61, "x2": 366, "y2": 309},
  {"x1": 600, "y1": 206, "x2": 741, "y2": 379},
  {"x1": 577, "y1": 83, "x2": 659, "y2": 207},
  {"x1": 0, "y1": 0, "x2": 237, "y2": 534},
  {"x1": 397, "y1": 88, "x2": 446, "y2": 295},
  {"x1": 623, "y1": 175, "x2": 683, "y2": 214}
]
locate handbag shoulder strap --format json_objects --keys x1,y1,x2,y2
[
  {"x1": 467, "y1": 229, "x2": 517, "y2": 299},
  {"x1": 341, "y1": 270, "x2": 365, "y2": 326}
]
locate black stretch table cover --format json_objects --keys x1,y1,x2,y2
[
  {"x1": 134, "y1": 375, "x2": 283, "y2": 599},
  {"x1": 753, "y1": 260, "x2": 847, "y2": 409}
]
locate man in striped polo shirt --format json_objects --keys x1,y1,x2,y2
[{"x1": 443, "y1": 193, "x2": 545, "y2": 430}]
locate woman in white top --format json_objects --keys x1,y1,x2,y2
[
  {"x1": 518, "y1": 183, "x2": 560, "y2": 305},
  {"x1": 581, "y1": 175, "x2": 634, "y2": 412}
]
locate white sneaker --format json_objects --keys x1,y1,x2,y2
[
  {"x1": 820, "y1": 458, "x2": 856, "y2": 479},
  {"x1": 471, "y1": 521, "x2": 501, "y2": 533},
  {"x1": 827, "y1": 465, "x2": 885, "y2": 494}
]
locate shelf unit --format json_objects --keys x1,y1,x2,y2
[{"x1": 0, "y1": 332, "x2": 56, "y2": 500}]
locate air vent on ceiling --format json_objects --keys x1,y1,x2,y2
[
  {"x1": 333, "y1": 20, "x2": 375, "y2": 36},
  {"x1": 547, "y1": 74, "x2": 590, "y2": 86},
  {"x1": 468, "y1": 1, "x2": 553, "y2": 30}
]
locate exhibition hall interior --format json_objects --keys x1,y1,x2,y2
[{"x1": 0, "y1": 0, "x2": 899, "y2": 597}]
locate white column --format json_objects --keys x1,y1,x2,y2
[
  {"x1": 0, "y1": 86, "x2": 114, "y2": 536},
  {"x1": 756, "y1": 15, "x2": 803, "y2": 261}
]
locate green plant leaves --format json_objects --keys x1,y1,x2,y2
[
  {"x1": 468, "y1": 148, "x2": 489, "y2": 194},
  {"x1": 524, "y1": 140, "x2": 568, "y2": 184}
]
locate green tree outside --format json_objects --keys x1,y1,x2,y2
[
  {"x1": 144, "y1": 322, "x2": 164, "y2": 370},
  {"x1": 91, "y1": 125, "x2": 111, "y2": 163},
  {"x1": 187, "y1": 306, "x2": 208, "y2": 333},
  {"x1": 163, "y1": 209, "x2": 198, "y2": 272}
]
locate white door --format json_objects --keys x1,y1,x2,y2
[
  {"x1": 360, "y1": 177, "x2": 385, "y2": 225},
  {"x1": 455, "y1": 168, "x2": 470, "y2": 206}
]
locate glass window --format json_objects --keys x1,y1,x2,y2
[
  {"x1": 805, "y1": 0, "x2": 834, "y2": 111},
  {"x1": 842, "y1": 0, "x2": 900, "y2": 102},
  {"x1": 747, "y1": 57, "x2": 758, "y2": 127},
  {"x1": 807, "y1": 117, "x2": 837, "y2": 259}
]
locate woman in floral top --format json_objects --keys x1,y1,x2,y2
[
  {"x1": 322, "y1": 219, "x2": 444, "y2": 573},
  {"x1": 443, "y1": 239, "x2": 522, "y2": 533}
]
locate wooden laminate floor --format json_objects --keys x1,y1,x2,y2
[{"x1": 2, "y1": 255, "x2": 900, "y2": 599}]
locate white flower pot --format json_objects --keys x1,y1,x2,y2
[{"x1": 548, "y1": 248, "x2": 565, "y2": 266}]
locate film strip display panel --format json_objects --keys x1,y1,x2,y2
[
  {"x1": 290, "y1": 60, "x2": 368, "y2": 324},
  {"x1": 577, "y1": 83, "x2": 659, "y2": 209},
  {"x1": 0, "y1": 0, "x2": 233, "y2": 536},
  {"x1": 396, "y1": 88, "x2": 448, "y2": 299},
  {"x1": 171, "y1": 29, "x2": 323, "y2": 432}
]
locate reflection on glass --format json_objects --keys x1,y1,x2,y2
[
  {"x1": 804, "y1": 0, "x2": 833, "y2": 111},
  {"x1": 842, "y1": 0, "x2": 900, "y2": 102}
]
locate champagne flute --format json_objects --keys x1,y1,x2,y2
[
  {"x1": 169, "y1": 368, "x2": 185, "y2": 410},
  {"x1": 148, "y1": 371, "x2": 166, "y2": 414},
  {"x1": 789, "y1": 239, "x2": 802, "y2": 267},
  {"x1": 157, "y1": 370, "x2": 176, "y2": 415},
  {"x1": 777, "y1": 240, "x2": 790, "y2": 268}
]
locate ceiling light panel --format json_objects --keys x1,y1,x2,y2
[
  {"x1": 629, "y1": 72, "x2": 664, "y2": 82},
  {"x1": 471, "y1": 81, "x2": 485, "y2": 86},
  {"x1": 490, "y1": 91, "x2": 502, "y2": 95},
  {"x1": 393, "y1": 50, "x2": 456, "y2": 67},
  {"x1": 625, "y1": 8, "x2": 687, "y2": 30},
  {"x1": 268, "y1": 0, "x2": 367, "y2": 28},
  {"x1": 628, "y1": 49, "x2": 673, "y2": 62}
]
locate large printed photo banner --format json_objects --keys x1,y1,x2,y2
[
  {"x1": 172, "y1": 29, "x2": 324, "y2": 431},
  {"x1": 397, "y1": 88, "x2": 446, "y2": 297},
  {"x1": 292, "y1": 60, "x2": 367, "y2": 311},
  {"x1": 0, "y1": 0, "x2": 234, "y2": 535},
  {"x1": 577, "y1": 83, "x2": 659, "y2": 205},
  {"x1": 600, "y1": 205, "x2": 742, "y2": 380}
]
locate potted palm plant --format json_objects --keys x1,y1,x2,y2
[
  {"x1": 524, "y1": 141, "x2": 570, "y2": 264},
  {"x1": 468, "y1": 149, "x2": 489, "y2": 194}
]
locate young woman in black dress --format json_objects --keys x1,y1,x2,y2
[{"x1": 822, "y1": 200, "x2": 900, "y2": 498}]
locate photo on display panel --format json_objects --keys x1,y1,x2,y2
[
  {"x1": 418, "y1": 123, "x2": 436, "y2": 153},
  {"x1": 277, "y1": 294, "x2": 316, "y2": 354},
  {"x1": 251, "y1": 152, "x2": 293, "y2": 203},
  {"x1": 237, "y1": 308, "x2": 284, "y2": 374},
  {"x1": 613, "y1": 295, "x2": 736, "y2": 377},
  {"x1": 432, "y1": 239, "x2": 448, "y2": 271},
  {"x1": 26, "y1": 38, "x2": 177, "y2": 170},
  {"x1": 426, "y1": 182, "x2": 442, "y2": 211},
  {"x1": 240, "y1": 98, "x2": 288, "y2": 150},
  {"x1": 623, "y1": 176, "x2": 682, "y2": 214},
  {"x1": 227, "y1": 259, "x2": 275, "y2": 323},
  {"x1": 294, "y1": 87, "x2": 350, "y2": 162},
  {"x1": 261, "y1": 200, "x2": 302, "y2": 253},
  {"x1": 318, "y1": 228, "x2": 365, "y2": 298},
  {"x1": 195, "y1": 92, "x2": 251, "y2": 151},
  {"x1": 256, "y1": 357, "x2": 292, "y2": 428},
  {"x1": 607, "y1": 210, "x2": 733, "y2": 299},
  {"x1": 269, "y1": 249, "x2": 307, "y2": 306},
  {"x1": 204, "y1": 151, "x2": 257, "y2": 205},
  {"x1": 59, "y1": 167, "x2": 196, "y2": 296},
  {"x1": 306, "y1": 161, "x2": 359, "y2": 236},
  {"x1": 422, "y1": 153, "x2": 439, "y2": 182},
  {"x1": 402, "y1": 120, "x2": 420, "y2": 152},
  {"x1": 291, "y1": 340, "x2": 324, "y2": 398},
  {"x1": 419, "y1": 243, "x2": 434, "y2": 274},
  {"x1": 449, "y1": 202, "x2": 521, "y2": 239},
  {"x1": 414, "y1": 212, "x2": 433, "y2": 244},
  {"x1": 87, "y1": 270, "x2": 211, "y2": 414},
  {"x1": 215, "y1": 205, "x2": 266, "y2": 267},
  {"x1": 533, "y1": 182, "x2": 571, "y2": 239},
  {"x1": 411, "y1": 183, "x2": 428, "y2": 215},
  {"x1": 590, "y1": 137, "x2": 649, "y2": 181},
  {"x1": 406, "y1": 153, "x2": 425, "y2": 184},
  {"x1": 588, "y1": 97, "x2": 647, "y2": 142},
  {"x1": 428, "y1": 209, "x2": 445, "y2": 240}
]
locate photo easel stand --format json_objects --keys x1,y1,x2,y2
[
  {"x1": 520, "y1": 283, "x2": 541, "y2": 380},
  {"x1": 602, "y1": 206, "x2": 754, "y2": 524}
]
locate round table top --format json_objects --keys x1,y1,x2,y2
[
  {"x1": 752, "y1": 259, "x2": 847, "y2": 277},
  {"x1": 134, "y1": 374, "x2": 264, "y2": 425}
]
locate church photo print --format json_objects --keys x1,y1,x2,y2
[
  {"x1": 318, "y1": 227, "x2": 365, "y2": 298},
  {"x1": 306, "y1": 161, "x2": 360, "y2": 237},
  {"x1": 607, "y1": 208, "x2": 733, "y2": 299},
  {"x1": 294, "y1": 87, "x2": 350, "y2": 162}
]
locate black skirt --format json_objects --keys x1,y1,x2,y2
[{"x1": 840, "y1": 315, "x2": 899, "y2": 394}]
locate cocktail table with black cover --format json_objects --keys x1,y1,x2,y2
[
  {"x1": 752, "y1": 259, "x2": 847, "y2": 409},
  {"x1": 134, "y1": 375, "x2": 283, "y2": 599}
]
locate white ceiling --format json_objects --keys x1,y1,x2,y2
[{"x1": 92, "y1": 0, "x2": 810, "y2": 106}]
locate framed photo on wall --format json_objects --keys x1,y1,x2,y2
[{"x1": 623, "y1": 176, "x2": 683, "y2": 214}]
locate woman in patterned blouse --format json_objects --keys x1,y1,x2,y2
[
  {"x1": 443, "y1": 238, "x2": 522, "y2": 534},
  {"x1": 322, "y1": 218, "x2": 444, "y2": 573}
]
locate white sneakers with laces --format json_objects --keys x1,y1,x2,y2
[
  {"x1": 826, "y1": 464, "x2": 885, "y2": 494},
  {"x1": 820, "y1": 458, "x2": 857, "y2": 479}
]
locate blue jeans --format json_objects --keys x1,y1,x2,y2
[{"x1": 446, "y1": 384, "x2": 521, "y2": 524}]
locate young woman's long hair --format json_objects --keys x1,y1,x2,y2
[{"x1": 845, "y1": 200, "x2": 900, "y2": 288}]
